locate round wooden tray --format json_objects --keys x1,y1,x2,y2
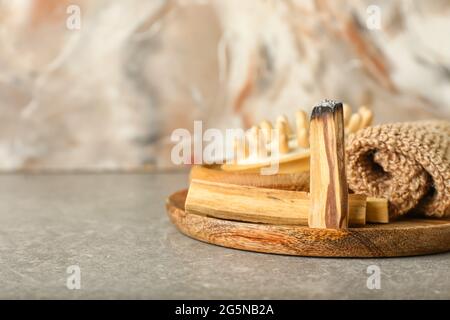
[{"x1": 166, "y1": 189, "x2": 450, "y2": 258}]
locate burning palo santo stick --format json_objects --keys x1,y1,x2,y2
[{"x1": 309, "y1": 100, "x2": 348, "y2": 229}]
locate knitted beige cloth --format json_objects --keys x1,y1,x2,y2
[{"x1": 346, "y1": 121, "x2": 450, "y2": 218}]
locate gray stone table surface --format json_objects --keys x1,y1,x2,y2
[{"x1": 0, "y1": 173, "x2": 449, "y2": 299}]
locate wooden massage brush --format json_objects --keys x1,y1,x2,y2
[{"x1": 221, "y1": 104, "x2": 374, "y2": 173}]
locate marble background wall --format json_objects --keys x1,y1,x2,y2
[{"x1": 0, "y1": 0, "x2": 449, "y2": 171}]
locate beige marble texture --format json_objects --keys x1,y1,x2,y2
[{"x1": 0, "y1": 0, "x2": 449, "y2": 171}]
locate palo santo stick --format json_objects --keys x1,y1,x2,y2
[
  {"x1": 260, "y1": 120, "x2": 273, "y2": 143},
  {"x1": 296, "y1": 110, "x2": 310, "y2": 148},
  {"x1": 190, "y1": 165, "x2": 310, "y2": 191},
  {"x1": 186, "y1": 179, "x2": 366, "y2": 226},
  {"x1": 343, "y1": 103, "x2": 352, "y2": 126},
  {"x1": 309, "y1": 100, "x2": 348, "y2": 229},
  {"x1": 276, "y1": 121, "x2": 290, "y2": 154},
  {"x1": 358, "y1": 106, "x2": 373, "y2": 129},
  {"x1": 277, "y1": 115, "x2": 293, "y2": 136},
  {"x1": 366, "y1": 197, "x2": 389, "y2": 223},
  {"x1": 347, "y1": 113, "x2": 362, "y2": 133}
]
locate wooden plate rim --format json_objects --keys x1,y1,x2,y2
[{"x1": 166, "y1": 189, "x2": 450, "y2": 258}]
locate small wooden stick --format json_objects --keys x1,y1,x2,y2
[
  {"x1": 260, "y1": 120, "x2": 273, "y2": 143},
  {"x1": 277, "y1": 115, "x2": 293, "y2": 136},
  {"x1": 187, "y1": 177, "x2": 389, "y2": 224},
  {"x1": 366, "y1": 197, "x2": 389, "y2": 223},
  {"x1": 276, "y1": 121, "x2": 290, "y2": 154},
  {"x1": 186, "y1": 179, "x2": 366, "y2": 226},
  {"x1": 296, "y1": 110, "x2": 310, "y2": 148},
  {"x1": 309, "y1": 100, "x2": 348, "y2": 229}
]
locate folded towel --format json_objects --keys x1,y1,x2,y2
[{"x1": 346, "y1": 121, "x2": 450, "y2": 218}]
